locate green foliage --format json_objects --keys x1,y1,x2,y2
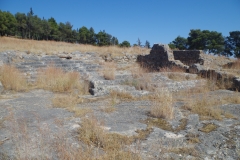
[
  {"x1": 171, "y1": 36, "x2": 188, "y2": 50},
  {"x1": 0, "y1": 10, "x2": 17, "y2": 36},
  {"x1": 96, "y1": 30, "x2": 113, "y2": 46},
  {"x1": 111, "y1": 36, "x2": 119, "y2": 46},
  {"x1": 168, "y1": 42, "x2": 176, "y2": 49},
  {"x1": 120, "y1": 40, "x2": 131, "y2": 47},
  {"x1": 137, "y1": 38, "x2": 141, "y2": 46},
  {"x1": 145, "y1": 40, "x2": 151, "y2": 48},
  {"x1": 48, "y1": 17, "x2": 59, "y2": 41},
  {"x1": 15, "y1": 12, "x2": 27, "y2": 38},
  {"x1": 0, "y1": 8, "x2": 119, "y2": 46},
  {"x1": 187, "y1": 29, "x2": 224, "y2": 54},
  {"x1": 78, "y1": 26, "x2": 90, "y2": 44},
  {"x1": 224, "y1": 31, "x2": 240, "y2": 57},
  {"x1": 170, "y1": 29, "x2": 232, "y2": 56}
]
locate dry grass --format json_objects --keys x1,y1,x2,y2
[
  {"x1": 0, "y1": 64, "x2": 28, "y2": 91},
  {"x1": 145, "y1": 118, "x2": 187, "y2": 133},
  {"x1": 183, "y1": 94, "x2": 223, "y2": 121},
  {"x1": 0, "y1": 37, "x2": 150, "y2": 57},
  {"x1": 51, "y1": 94, "x2": 91, "y2": 117},
  {"x1": 129, "y1": 65, "x2": 148, "y2": 78},
  {"x1": 167, "y1": 146, "x2": 199, "y2": 157},
  {"x1": 199, "y1": 123, "x2": 218, "y2": 133},
  {"x1": 36, "y1": 66, "x2": 82, "y2": 92},
  {"x1": 159, "y1": 66, "x2": 185, "y2": 73},
  {"x1": 100, "y1": 90, "x2": 135, "y2": 113},
  {"x1": 224, "y1": 59, "x2": 240, "y2": 70},
  {"x1": 78, "y1": 116, "x2": 141, "y2": 160},
  {"x1": 122, "y1": 65, "x2": 155, "y2": 91},
  {"x1": 109, "y1": 90, "x2": 135, "y2": 101},
  {"x1": 186, "y1": 133, "x2": 200, "y2": 144},
  {"x1": 181, "y1": 87, "x2": 240, "y2": 121},
  {"x1": 148, "y1": 89, "x2": 174, "y2": 120},
  {"x1": 100, "y1": 106, "x2": 116, "y2": 113},
  {"x1": 167, "y1": 73, "x2": 195, "y2": 81},
  {"x1": 101, "y1": 62, "x2": 116, "y2": 80}
]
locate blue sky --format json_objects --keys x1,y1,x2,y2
[{"x1": 1, "y1": 0, "x2": 239, "y2": 46}]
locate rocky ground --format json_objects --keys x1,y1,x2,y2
[{"x1": 0, "y1": 51, "x2": 239, "y2": 159}]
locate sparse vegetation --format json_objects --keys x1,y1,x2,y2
[
  {"x1": 121, "y1": 65, "x2": 155, "y2": 91},
  {"x1": 199, "y1": 123, "x2": 218, "y2": 133},
  {"x1": 0, "y1": 37, "x2": 150, "y2": 56},
  {"x1": 145, "y1": 118, "x2": 187, "y2": 132},
  {"x1": 1, "y1": 34, "x2": 240, "y2": 159},
  {"x1": 109, "y1": 90, "x2": 135, "y2": 101},
  {"x1": 186, "y1": 133, "x2": 200, "y2": 144},
  {"x1": 51, "y1": 94, "x2": 91, "y2": 117},
  {"x1": 183, "y1": 95, "x2": 223, "y2": 121},
  {"x1": 78, "y1": 116, "x2": 141, "y2": 160},
  {"x1": 36, "y1": 66, "x2": 82, "y2": 92},
  {"x1": 0, "y1": 64, "x2": 28, "y2": 91},
  {"x1": 224, "y1": 59, "x2": 240, "y2": 70},
  {"x1": 159, "y1": 66, "x2": 185, "y2": 73},
  {"x1": 101, "y1": 62, "x2": 116, "y2": 80},
  {"x1": 148, "y1": 89, "x2": 174, "y2": 120}
]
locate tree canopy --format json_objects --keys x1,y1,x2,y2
[
  {"x1": 169, "y1": 29, "x2": 239, "y2": 57},
  {"x1": 120, "y1": 40, "x2": 131, "y2": 47},
  {"x1": 0, "y1": 8, "x2": 144, "y2": 47}
]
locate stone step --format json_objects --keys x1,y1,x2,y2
[{"x1": 20, "y1": 61, "x2": 44, "y2": 65}]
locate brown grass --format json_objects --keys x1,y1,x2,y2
[
  {"x1": 183, "y1": 94, "x2": 223, "y2": 121},
  {"x1": 36, "y1": 66, "x2": 82, "y2": 92},
  {"x1": 181, "y1": 87, "x2": 240, "y2": 121},
  {"x1": 109, "y1": 90, "x2": 135, "y2": 101},
  {"x1": 186, "y1": 133, "x2": 200, "y2": 144},
  {"x1": 129, "y1": 66, "x2": 148, "y2": 78},
  {"x1": 0, "y1": 64, "x2": 28, "y2": 91},
  {"x1": 148, "y1": 89, "x2": 174, "y2": 120},
  {"x1": 100, "y1": 106, "x2": 116, "y2": 113},
  {"x1": 224, "y1": 59, "x2": 240, "y2": 70},
  {"x1": 159, "y1": 66, "x2": 185, "y2": 73},
  {"x1": 0, "y1": 37, "x2": 150, "y2": 57},
  {"x1": 78, "y1": 116, "x2": 141, "y2": 160},
  {"x1": 101, "y1": 62, "x2": 116, "y2": 80},
  {"x1": 122, "y1": 65, "x2": 155, "y2": 91},
  {"x1": 51, "y1": 94, "x2": 92, "y2": 117},
  {"x1": 199, "y1": 123, "x2": 218, "y2": 133}
]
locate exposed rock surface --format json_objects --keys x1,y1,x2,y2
[
  {"x1": 0, "y1": 81, "x2": 3, "y2": 94},
  {"x1": 0, "y1": 48, "x2": 240, "y2": 159}
]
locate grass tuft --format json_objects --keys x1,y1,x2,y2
[
  {"x1": 199, "y1": 123, "x2": 218, "y2": 133},
  {"x1": 78, "y1": 116, "x2": 140, "y2": 159},
  {"x1": 36, "y1": 66, "x2": 81, "y2": 92},
  {"x1": 101, "y1": 62, "x2": 116, "y2": 80},
  {"x1": 51, "y1": 94, "x2": 91, "y2": 117},
  {"x1": 0, "y1": 64, "x2": 28, "y2": 91},
  {"x1": 148, "y1": 89, "x2": 174, "y2": 120}
]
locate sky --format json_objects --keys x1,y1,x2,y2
[{"x1": 1, "y1": 0, "x2": 240, "y2": 46}]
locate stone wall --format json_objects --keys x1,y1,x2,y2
[
  {"x1": 137, "y1": 44, "x2": 188, "y2": 71},
  {"x1": 173, "y1": 50, "x2": 204, "y2": 66}
]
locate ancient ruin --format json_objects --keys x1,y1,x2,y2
[{"x1": 0, "y1": 43, "x2": 240, "y2": 159}]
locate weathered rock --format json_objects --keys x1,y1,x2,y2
[
  {"x1": 0, "y1": 81, "x2": 4, "y2": 94},
  {"x1": 189, "y1": 63, "x2": 205, "y2": 74},
  {"x1": 233, "y1": 77, "x2": 240, "y2": 91}
]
